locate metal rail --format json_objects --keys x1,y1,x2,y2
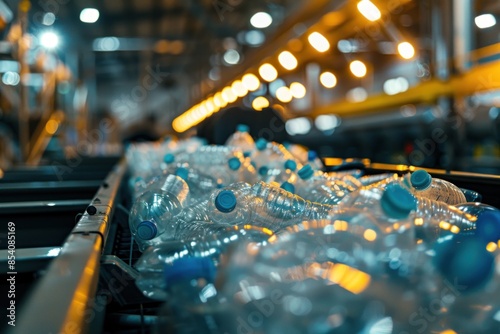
[{"x1": 11, "y1": 159, "x2": 127, "y2": 334}]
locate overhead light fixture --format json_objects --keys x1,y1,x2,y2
[
  {"x1": 278, "y1": 51, "x2": 298, "y2": 70},
  {"x1": 308, "y1": 32, "x2": 330, "y2": 52},
  {"x1": 289, "y1": 82, "x2": 306, "y2": 99},
  {"x1": 222, "y1": 86, "x2": 237, "y2": 103},
  {"x1": 357, "y1": 0, "x2": 381, "y2": 21},
  {"x1": 39, "y1": 31, "x2": 60, "y2": 49},
  {"x1": 42, "y1": 12, "x2": 56, "y2": 26},
  {"x1": 80, "y1": 8, "x2": 100, "y2": 23},
  {"x1": 223, "y1": 49, "x2": 241, "y2": 65},
  {"x1": 258, "y1": 63, "x2": 278, "y2": 82},
  {"x1": 250, "y1": 12, "x2": 273, "y2": 29},
  {"x1": 315, "y1": 115, "x2": 340, "y2": 132},
  {"x1": 349, "y1": 60, "x2": 367, "y2": 78},
  {"x1": 252, "y1": 96, "x2": 270, "y2": 111},
  {"x1": 285, "y1": 117, "x2": 312, "y2": 136},
  {"x1": 475, "y1": 14, "x2": 496, "y2": 29},
  {"x1": 276, "y1": 86, "x2": 292, "y2": 103},
  {"x1": 320, "y1": 71, "x2": 337, "y2": 88},
  {"x1": 231, "y1": 80, "x2": 248, "y2": 97},
  {"x1": 397, "y1": 42, "x2": 415, "y2": 59},
  {"x1": 242, "y1": 73, "x2": 261, "y2": 91}
]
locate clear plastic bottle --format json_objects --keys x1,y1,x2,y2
[
  {"x1": 218, "y1": 213, "x2": 438, "y2": 334},
  {"x1": 206, "y1": 183, "x2": 256, "y2": 226},
  {"x1": 414, "y1": 196, "x2": 476, "y2": 243},
  {"x1": 129, "y1": 171, "x2": 190, "y2": 251},
  {"x1": 250, "y1": 181, "x2": 332, "y2": 230},
  {"x1": 410, "y1": 170, "x2": 467, "y2": 205},
  {"x1": 224, "y1": 124, "x2": 255, "y2": 155},
  {"x1": 307, "y1": 150, "x2": 324, "y2": 170},
  {"x1": 283, "y1": 141, "x2": 309, "y2": 164},
  {"x1": 431, "y1": 236, "x2": 498, "y2": 334},
  {"x1": 455, "y1": 202, "x2": 499, "y2": 218},
  {"x1": 295, "y1": 165, "x2": 354, "y2": 205},
  {"x1": 134, "y1": 226, "x2": 272, "y2": 301},
  {"x1": 358, "y1": 173, "x2": 399, "y2": 187},
  {"x1": 252, "y1": 138, "x2": 299, "y2": 172}
]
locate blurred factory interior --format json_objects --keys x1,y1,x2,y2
[{"x1": 0, "y1": 0, "x2": 499, "y2": 173}]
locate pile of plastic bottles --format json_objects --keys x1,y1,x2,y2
[{"x1": 125, "y1": 124, "x2": 500, "y2": 334}]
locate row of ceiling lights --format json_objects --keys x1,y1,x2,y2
[{"x1": 172, "y1": 0, "x2": 416, "y2": 133}]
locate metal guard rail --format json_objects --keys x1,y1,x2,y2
[{"x1": 11, "y1": 159, "x2": 127, "y2": 334}]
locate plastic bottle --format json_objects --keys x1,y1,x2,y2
[
  {"x1": 225, "y1": 124, "x2": 255, "y2": 155},
  {"x1": 262, "y1": 159, "x2": 299, "y2": 186},
  {"x1": 250, "y1": 181, "x2": 333, "y2": 230},
  {"x1": 178, "y1": 166, "x2": 222, "y2": 204},
  {"x1": 358, "y1": 173, "x2": 399, "y2": 187},
  {"x1": 134, "y1": 226, "x2": 272, "y2": 301},
  {"x1": 307, "y1": 150, "x2": 324, "y2": 170},
  {"x1": 455, "y1": 202, "x2": 499, "y2": 218},
  {"x1": 410, "y1": 170, "x2": 467, "y2": 205},
  {"x1": 294, "y1": 165, "x2": 355, "y2": 205},
  {"x1": 252, "y1": 138, "x2": 299, "y2": 172},
  {"x1": 413, "y1": 196, "x2": 476, "y2": 243},
  {"x1": 218, "y1": 214, "x2": 438, "y2": 334},
  {"x1": 205, "y1": 183, "x2": 256, "y2": 226},
  {"x1": 283, "y1": 141, "x2": 309, "y2": 164},
  {"x1": 460, "y1": 187, "x2": 482, "y2": 202},
  {"x1": 339, "y1": 183, "x2": 418, "y2": 249},
  {"x1": 129, "y1": 170, "x2": 190, "y2": 251},
  {"x1": 431, "y1": 235, "x2": 498, "y2": 334}
]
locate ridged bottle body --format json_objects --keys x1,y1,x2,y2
[{"x1": 415, "y1": 177, "x2": 467, "y2": 205}]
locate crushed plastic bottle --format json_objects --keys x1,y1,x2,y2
[
  {"x1": 410, "y1": 170, "x2": 467, "y2": 205},
  {"x1": 129, "y1": 170, "x2": 190, "y2": 251}
]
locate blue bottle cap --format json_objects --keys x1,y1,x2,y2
[
  {"x1": 237, "y1": 124, "x2": 250, "y2": 133},
  {"x1": 243, "y1": 151, "x2": 251, "y2": 158},
  {"x1": 175, "y1": 167, "x2": 189, "y2": 181},
  {"x1": 256, "y1": 138, "x2": 267, "y2": 151},
  {"x1": 308, "y1": 150, "x2": 318, "y2": 161},
  {"x1": 380, "y1": 183, "x2": 417, "y2": 219},
  {"x1": 250, "y1": 161, "x2": 257, "y2": 169},
  {"x1": 298, "y1": 164, "x2": 314, "y2": 180},
  {"x1": 228, "y1": 157, "x2": 242, "y2": 170},
  {"x1": 216, "y1": 182, "x2": 224, "y2": 189},
  {"x1": 258, "y1": 166, "x2": 269, "y2": 176},
  {"x1": 215, "y1": 190, "x2": 237, "y2": 212},
  {"x1": 441, "y1": 237, "x2": 495, "y2": 291},
  {"x1": 280, "y1": 182, "x2": 295, "y2": 194},
  {"x1": 164, "y1": 257, "x2": 216, "y2": 286},
  {"x1": 163, "y1": 153, "x2": 175, "y2": 164},
  {"x1": 137, "y1": 220, "x2": 158, "y2": 240},
  {"x1": 475, "y1": 211, "x2": 500, "y2": 243},
  {"x1": 284, "y1": 159, "x2": 297, "y2": 171},
  {"x1": 410, "y1": 170, "x2": 432, "y2": 190}
]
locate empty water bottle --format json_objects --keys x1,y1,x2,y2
[
  {"x1": 410, "y1": 170, "x2": 467, "y2": 205},
  {"x1": 134, "y1": 225, "x2": 272, "y2": 301},
  {"x1": 206, "y1": 182, "x2": 256, "y2": 226},
  {"x1": 283, "y1": 141, "x2": 309, "y2": 164},
  {"x1": 129, "y1": 169, "x2": 190, "y2": 251},
  {"x1": 225, "y1": 124, "x2": 255, "y2": 155},
  {"x1": 455, "y1": 202, "x2": 499, "y2": 218},
  {"x1": 252, "y1": 138, "x2": 299, "y2": 172},
  {"x1": 431, "y1": 235, "x2": 498, "y2": 334}
]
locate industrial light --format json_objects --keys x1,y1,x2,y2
[
  {"x1": 285, "y1": 117, "x2": 311, "y2": 136},
  {"x1": 42, "y1": 12, "x2": 56, "y2": 26},
  {"x1": 269, "y1": 78, "x2": 286, "y2": 97},
  {"x1": 349, "y1": 60, "x2": 367, "y2": 78},
  {"x1": 320, "y1": 71, "x2": 337, "y2": 88},
  {"x1": 383, "y1": 77, "x2": 409, "y2": 95},
  {"x1": 258, "y1": 63, "x2": 278, "y2": 82},
  {"x1": 290, "y1": 82, "x2": 306, "y2": 99},
  {"x1": 80, "y1": 8, "x2": 100, "y2": 23},
  {"x1": 357, "y1": 0, "x2": 381, "y2": 21},
  {"x1": 397, "y1": 42, "x2": 415, "y2": 59},
  {"x1": 252, "y1": 96, "x2": 269, "y2": 111},
  {"x1": 231, "y1": 80, "x2": 248, "y2": 97},
  {"x1": 475, "y1": 14, "x2": 496, "y2": 29},
  {"x1": 205, "y1": 99, "x2": 216, "y2": 114},
  {"x1": 308, "y1": 32, "x2": 330, "y2": 52},
  {"x1": 39, "y1": 31, "x2": 59, "y2": 49},
  {"x1": 242, "y1": 73, "x2": 260, "y2": 91},
  {"x1": 315, "y1": 115, "x2": 340, "y2": 132},
  {"x1": 222, "y1": 86, "x2": 237, "y2": 103},
  {"x1": 250, "y1": 12, "x2": 273, "y2": 29},
  {"x1": 276, "y1": 86, "x2": 292, "y2": 103},
  {"x1": 244, "y1": 30, "x2": 265, "y2": 46},
  {"x1": 223, "y1": 49, "x2": 241, "y2": 65},
  {"x1": 346, "y1": 87, "x2": 368, "y2": 102},
  {"x1": 2, "y1": 72, "x2": 20, "y2": 86},
  {"x1": 213, "y1": 92, "x2": 223, "y2": 107},
  {"x1": 278, "y1": 51, "x2": 298, "y2": 70}
]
